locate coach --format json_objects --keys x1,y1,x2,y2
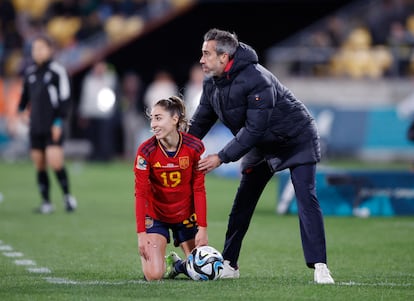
[{"x1": 188, "y1": 28, "x2": 334, "y2": 284}]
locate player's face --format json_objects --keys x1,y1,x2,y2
[
  {"x1": 31, "y1": 39, "x2": 53, "y2": 65},
  {"x1": 200, "y1": 40, "x2": 228, "y2": 77},
  {"x1": 150, "y1": 105, "x2": 179, "y2": 140}
]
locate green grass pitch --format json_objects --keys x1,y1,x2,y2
[{"x1": 0, "y1": 160, "x2": 413, "y2": 300}]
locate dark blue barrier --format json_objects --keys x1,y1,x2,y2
[
  {"x1": 309, "y1": 105, "x2": 414, "y2": 158},
  {"x1": 277, "y1": 168, "x2": 414, "y2": 216}
]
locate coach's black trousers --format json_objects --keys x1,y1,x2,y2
[{"x1": 222, "y1": 161, "x2": 327, "y2": 268}]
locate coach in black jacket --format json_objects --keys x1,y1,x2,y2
[{"x1": 188, "y1": 28, "x2": 334, "y2": 284}]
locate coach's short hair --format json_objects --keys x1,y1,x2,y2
[{"x1": 204, "y1": 28, "x2": 239, "y2": 58}]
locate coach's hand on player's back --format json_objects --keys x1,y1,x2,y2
[{"x1": 198, "y1": 154, "x2": 222, "y2": 173}]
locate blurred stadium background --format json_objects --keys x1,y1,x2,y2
[{"x1": 1, "y1": 0, "x2": 414, "y2": 216}]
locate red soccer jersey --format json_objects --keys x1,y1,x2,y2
[{"x1": 134, "y1": 132, "x2": 207, "y2": 233}]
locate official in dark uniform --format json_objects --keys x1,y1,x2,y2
[{"x1": 18, "y1": 35, "x2": 77, "y2": 214}]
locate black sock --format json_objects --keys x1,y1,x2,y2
[
  {"x1": 55, "y1": 168, "x2": 70, "y2": 195},
  {"x1": 37, "y1": 170, "x2": 50, "y2": 203},
  {"x1": 175, "y1": 260, "x2": 189, "y2": 277}
]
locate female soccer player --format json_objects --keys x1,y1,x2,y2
[
  {"x1": 134, "y1": 96, "x2": 208, "y2": 281},
  {"x1": 18, "y1": 35, "x2": 77, "y2": 214}
]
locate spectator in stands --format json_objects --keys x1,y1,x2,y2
[
  {"x1": 143, "y1": 70, "x2": 178, "y2": 111},
  {"x1": 78, "y1": 60, "x2": 120, "y2": 161},
  {"x1": 189, "y1": 28, "x2": 334, "y2": 284},
  {"x1": 75, "y1": 10, "x2": 104, "y2": 41},
  {"x1": 325, "y1": 16, "x2": 348, "y2": 48},
  {"x1": 44, "y1": 0, "x2": 81, "y2": 20},
  {"x1": 0, "y1": 0, "x2": 16, "y2": 32},
  {"x1": 387, "y1": 20, "x2": 413, "y2": 76},
  {"x1": 119, "y1": 70, "x2": 147, "y2": 160},
  {"x1": 183, "y1": 63, "x2": 204, "y2": 119},
  {"x1": 0, "y1": 0, "x2": 23, "y2": 76}
]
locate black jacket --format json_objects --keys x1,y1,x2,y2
[
  {"x1": 189, "y1": 43, "x2": 320, "y2": 172},
  {"x1": 19, "y1": 60, "x2": 71, "y2": 134}
]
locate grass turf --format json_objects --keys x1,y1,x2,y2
[{"x1": 0, "y1": 160, "x2": 413, "y2": 300}]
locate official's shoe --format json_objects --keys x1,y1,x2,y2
[
  {"x1": 34, "y1": 203, "x2": 54, "y2": 214},
  {"x1": 165, "y1": 251, "x2": 181, "y2": 279},
  {"x1": 314, "y1": 263, "x2": 335, "y2": 284},
  {"x1": 64, "y1": 194, "x2": 77, "y2": 212},
  {"x1": 219, "y1": 260, "x2": 240, "y2": 279}
]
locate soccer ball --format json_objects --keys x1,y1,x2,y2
[{"x1": 186, "y1": 245, "x2": 224, "y2": 280}]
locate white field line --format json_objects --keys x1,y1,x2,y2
[
  {"x1": 1, "y1": 240, "x2": 52, "y2": 275},
  {"x1": 0, "y1": 245, "x2": 13, "y2": 251},
  {"x1": 14, "y1": 259, "x2": 36, "y2": 266},
  {"x1": 337, "y1": 281, "x2": 413, "y2": 287},
  {"x1": 3, "y1": 241, "x2": 411, "y2": 288},
  {"x1": 44, "y1": 277, "x2": 147, "y2": 285},
  {"x1": 1, "y1": 239, "x2": 145, "y2": 286},
  {"x1": 3, "y1": 252, "x2": 24, "y2": 257},
  {"x1": 27, "y1": 267, "x2": 52, "y2": 273}
]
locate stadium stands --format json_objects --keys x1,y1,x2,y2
[
  {"x1": 1, "y1": 0, "x2": 197, "y2": 77},
  {"x1": 266, "y1": 0, "x2": 414, "y2": 78}
]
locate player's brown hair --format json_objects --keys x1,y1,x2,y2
[{"x1": 153, "y1": 96, "x2": 188, "y2": 132}]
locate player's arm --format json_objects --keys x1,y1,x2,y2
[
  {"x1": 50, "y1": 63, "x2": 71, "y2": 138},
  {"x1": 192, "y1": 149, "x2": 208, "y2": 247},
  {"x1": 134, "y1": 154, "x2": 150, "y2": 234},
  {"x1": 18, "y1": 76, "x2": 30, "y2": 114},
  {"x1": 9, "y1": 77, "x2": 30, "y2": 136},
  {"x1": 134, "y1": 152, "x2": 152, "y2": 259},
  {"x1": 53, "y1": 62, "x2": 71, "y2": 120}
]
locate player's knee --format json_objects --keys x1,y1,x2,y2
[{"x1": 143, "y1": 269, "x2": 164, "y2": 281}]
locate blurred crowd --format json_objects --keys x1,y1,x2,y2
[
  {"x1": 0, "y1": 0, "x2": 197, "y2": 162},
  {"x1": 0, "y1": 0, "x2": 192, "y2": 78},
  {"x1": 1, "y1": 0, "x2": 414, "y2": 162},
  {"x1": 0, "y1": 57, "x2": 204, "y2": 162},
  {"x1": 272, "y1": 0, "x2": 414, "y2": 78}
]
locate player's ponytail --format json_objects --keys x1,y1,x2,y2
[{"x1": 154, "y1": 96, "x2": 189, "y2": 132}]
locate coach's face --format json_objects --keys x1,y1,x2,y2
[{"x1": 200, "y1": 40, "x2": 228, "y2": 78}]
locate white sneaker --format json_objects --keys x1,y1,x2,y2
[
  {"x1": 219, "y1": 260, "x2": 240, "y2": 279},
  {"x1": 64, "y1": 195, "x2": 77, "y2": 212},
  {"x1": 314, "y1": 263, "x2": 334, "y2": 284},
  {"x1": 35, "y1": 203, "x2": 54, "y2": 214}
]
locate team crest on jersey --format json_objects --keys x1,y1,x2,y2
[
  {"x1": 145, "y1": 217, "x2": 154, "y2": 229},
  {"x1": 179, "y1": 156, "x2": 190, "y2": 169},
  {"x1": 136, "y1": 156, "x2": 147, "y2": 170}
]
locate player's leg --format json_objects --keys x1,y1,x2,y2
[
  {"x1": 165, "y1": 218, "x2": 198, "y2": 279},
  {"x1": 221, "y1": 150, "x2": 273, "y2": 276},
  {"x1": 46, "y1": 134, "x2": 76, "y2": 212},
  {"x1": 140, "y1": 233, "x2": 168, "y2": 281},
  {"x1": 30, "y1": 134, "x2": 53, "y2": 213},
  {"x1": 290, "y1": 163, "x2": 334, "y2": 284}
]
